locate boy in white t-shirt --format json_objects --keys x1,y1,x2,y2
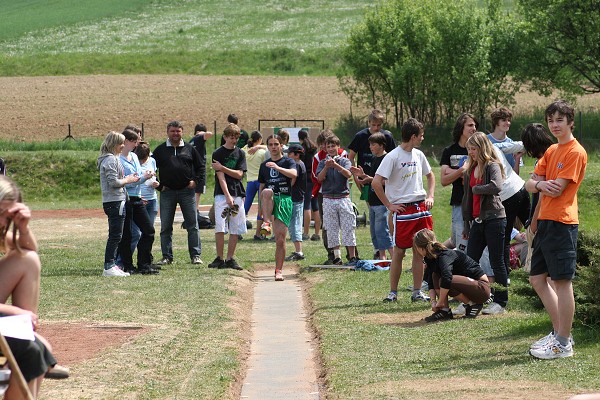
[{"x1": 372, "y1": 118, "x2": 435, "y2": 303}]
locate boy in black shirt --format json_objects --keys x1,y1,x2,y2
[
  {"x1": 351, "y1": 133, "x2": 393, "y2": 260},
  {"x1": 208, "y1": 123, "x2": 247, "y2": 270}
]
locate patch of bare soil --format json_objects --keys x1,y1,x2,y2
[
  {"x1": 0, "y1": 75, "x2": 363, "y2": 141},
  {"x1": 37, "y1": 323, "x2": 149, "y2": 366}
]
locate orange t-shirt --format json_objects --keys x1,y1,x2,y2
[{"x1": 535, "y1": 139, "x2": 587, "y2": 224}]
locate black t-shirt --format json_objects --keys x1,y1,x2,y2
[
  {"x1": 425, "y1": 249, "x2": 485, "y2": 290},
  {"x1": 440, "y1": 142, "x2": 468, "y2": 206},
  {"x1": 189, "y1": 135, "x2": 207, "y2": 180},
  {"x1": 291, "y1": 160, "x2": 306, "y2": 203},
  {"x1": 367, "y1": 154, "x2": 386, "y2": 206},
  {"x1": 258, "y1": 157, "x2": 296, "y2": 195},
  {"x1": 347, "y1": 128, "x2": 396, "y2": 176},
  {"x1": 212, "y1": 146, "x2": 247, "y2": 197}
]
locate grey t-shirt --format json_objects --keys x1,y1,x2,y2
[{"x1": 316, "y1": 156, "x2": 351, "y2": 197}]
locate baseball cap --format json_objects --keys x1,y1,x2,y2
[{"x1": 288, "y1": 143, "x2": 304, "y2": 154}]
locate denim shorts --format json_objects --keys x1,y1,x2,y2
[{"x1": 531, "y1": 220, "x2": 578, "y2": 280}]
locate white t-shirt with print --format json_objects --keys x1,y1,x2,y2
[{"x1": 375, "y1": 146, "x2": 431, "y2": 204}]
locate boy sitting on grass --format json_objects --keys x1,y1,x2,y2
[
  {"x1": 208, "y1": 123, "x2": 247, "y2": 270},
  {"x1": 316, "y1": 135, "x2": 358, "y2": 266}
]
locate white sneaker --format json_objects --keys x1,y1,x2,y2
[
  {"x1": 530, "y1": 332, "x2": 554, "y2": 350},
  {"x1": 103, "y1": 265, "x2": 129, "y2": 277},
  {"x1": 482, "y1": 302, "x2": 505, "y2": 315},
  {"x1": 529, "y1": 337, "x2": 573, "y2": 359},
  {"x1": 452, "y1": 303, "x2": 466, "y2": 316}
]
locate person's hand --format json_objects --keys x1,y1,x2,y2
[
  {"x1": 350, "y1": 165, "x2": 364, "y2": 176},
  {"x1": 325, "y1": 158, "x2": 336, "y2": 168},
  {"x1": 151, "y1": 180, "x2": 160, "y2": 189},
  {"x1": 125, "y1": 173, "x2": 140, "y2": 184},
  {"x1": 355, "y1": 175, "x2": 368, "y2": 185},
  {"x1": 204, "y1": 131, "x2": 214, "y2": 140},
  {"x1": 211, "y1": 160, "x2": 223, "y2": 171},
  {"x1": 226, "y1": 195, "x2": 234, "y2": 207},
  {"x1": 143, "y1": 170, "x2": 154, "y2": 179},
  {"x1": 266, "y1": 161, "x2": 278, "y2": 170},
  {"x1": 4, "y1": 202, "x2": 33, "y2": 232},
  {"x1": 424, "y1": 197, "x2": 434, "y2": 210},
  {"x1": 431, "y1": 300, "x2": 438, "y2": 311},
  {"x1": 248, "y1": 146, "x2": 260, "y2": 155},
  {"x1": 387, "y1": 203, "x2": 405, "y2": 214},
  {"x1": 187, "y1": 180, "x2": 196, "y2": 189}
]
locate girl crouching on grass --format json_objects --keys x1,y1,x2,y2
[{"x1": 413, "y1": 228, "x2": 491, "y2": 322}]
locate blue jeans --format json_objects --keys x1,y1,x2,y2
[
  {"x1": 244, "y1": 180, "x2": 261, "y2": 220},
  {"x1": 467, "y1": 217, "x2": 508, "y2": 306},
  {"x1": 289, "y1": 201, "x2": 304, "y2": 242},
  {"x1": 369, "y1": 205, "x2": 393, "y2": 251},
  {"x1": 159, "y1": 188, "x2": 201, "y2": 261},
  {"x1": 103, "y1": 201, "x2": 125, "y2": 269},
  {"x1": 118, "y1": 197, "x2": 155, "y2": 269}
]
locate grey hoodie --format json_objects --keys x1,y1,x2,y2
[{"x1": 97, "y1": 153, "x2": 127, "y2": 203}]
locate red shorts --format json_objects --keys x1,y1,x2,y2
[{"x1": 394, "y1": 202, "x2": 433, "y2": 249}]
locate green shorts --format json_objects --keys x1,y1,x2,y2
[{"x1": 273, "y1": 194, "x2": 293, "y2": 227}]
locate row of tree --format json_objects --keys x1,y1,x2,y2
[{"x1": 339, "y1": 0, "x2": 600, "y2": 128}]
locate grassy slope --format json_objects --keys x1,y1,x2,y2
[{"x1": 0, "y1": 0, "x2": 369, "y2": 76}]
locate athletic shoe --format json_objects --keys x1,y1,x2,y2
[
  {"x1": 302, "y1": 233, "x2": 310, "y2": 240},
  {"x1": 103, "y1": 266, "x2": 129, "y2": 277},
  {"x1": 383, "y1": 292, "x2": 397, "y2": 302},
  {"x1": 344, "y1": 257, "x2": 360, "y2": 267},
  {"x1": 452, "y1": 303, "x2": 467, "y2": 316},
  {"x1": 45, "y1": 364, "x2": 70, "y2": 379},
  {"x1": 531, "y1": 332, "x2": 575, "y2": 350},
  {"x1": 285, "y1": 252, "x2": 306, "y2": 261},
  {"x1": 221, "y1": 207, "x2": 231, "y2": 218},
  {"x1": 463, "y1": 303, "x2": 483, "y2": 318},
  {"x1": 310, "y1": 234, "x2": 321, "y2": 241},
  {"x1": 424, "y1": 309, "x2": 453, "y2": 323},
  {"x1": 157, "y1": 257, "x2": 172, "y2": 266},
  {"x1": 411, "y1": 291, "x2": 431, "y2": 302},
  {"x1": 529, "y1": 337, "x2": 574, "y2": 359},
  {"x1": 208, "y1": 256, "x2": 225, "y2": 269},
  {"x1": 407, "y1": 281, "x2": 429, "y2": 292},
  {"x1": 253, "y1": 234, "x2": 267, "y2": 241},
  {"x1": 224, "y1": 258, "x2": 243, "y2": 270},
  {"x1": 191, "y1": 256, "x2": 203, "y2": 265},
  {"x1": 275, "y1": 269, "x2": 284, "y2": 281},
  {"x1": 330, "y1": 257, "x2": 343, "y2": 266},
  {"x1": 530, "y1": 332, "x2": 555, "y2": 350},
  {"x1": 138, "y1": 265, "x2": 160, "y2": 275},
  {"x1": 260, "y1": 222, "x2": 272, "y2": 236},
  {"x1": 482, "y1": 302, "x2": 505, "y2": 315}
]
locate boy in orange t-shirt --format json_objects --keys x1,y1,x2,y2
[{"x1": 525, "y1": 100, "x2": 587, "y2": 360}]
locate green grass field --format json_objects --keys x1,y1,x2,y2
[{"x1": 0, "y1": 0, "x2": 370, "y2": 76}]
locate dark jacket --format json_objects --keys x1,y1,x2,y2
[
  {"x1": 462, "y1": 162, "x2": 505, "y2": 233},
  {"x1": 152, "y1": 141, "x2": 204, "y2": 191},
  {"x1": 425, "y1": 249, "x2": 486, "y2": 290}
]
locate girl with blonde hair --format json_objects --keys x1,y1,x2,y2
[{"x1": 462, "y1": 132, "x2": 508, "y2": 313}]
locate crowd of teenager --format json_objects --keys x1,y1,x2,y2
[{"x1": 96, "y1": 101, "x2": 585, "y2": 362}]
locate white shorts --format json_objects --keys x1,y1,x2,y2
[{"x1": 214, "y1": 195, "x2": 247, "y2": 235}]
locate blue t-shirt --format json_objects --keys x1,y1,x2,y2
[{"x1": 120, "y1": 152, "x2": 144, "y2": 198}]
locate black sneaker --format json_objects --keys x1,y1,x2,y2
[
  {"x1": 208, "y1": 256, "x2": 225, "y2": 269},
  {"x1": 223, "y1": 258, "x2": 242, "y2": 270},
  {"x1": 285, "y1": 252, "x2": 306, "y2": 261},
  {"x1": 331, "y1": 257, "x2": 343, "y2": 265},
  {"x1": 463, "y1": 303, "x2": 484, "y2": 318},
  {"x1": 424, "y1": 309, "x2": 453, "y2": 323},
  {"x1": 157, "y1": 257, "x2": 172, "y2": 266},
  {"x1": 138, "y1": 265, "x2": 160, "y2": 275}
]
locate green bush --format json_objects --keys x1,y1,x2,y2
[{"x1": 574, "y1": 230, "x2": 600, "y2": 326}]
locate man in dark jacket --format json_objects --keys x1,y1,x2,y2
[{"x1": 153, "y1": 120, "x2": 204, "y2": 265}]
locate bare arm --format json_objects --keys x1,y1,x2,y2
[
  {"x1": 424, "y1": 171, "x2": 435, "y2": 210},
  {"x1": 440, "y1": 164, "x2": 466, "y2": 187}
]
